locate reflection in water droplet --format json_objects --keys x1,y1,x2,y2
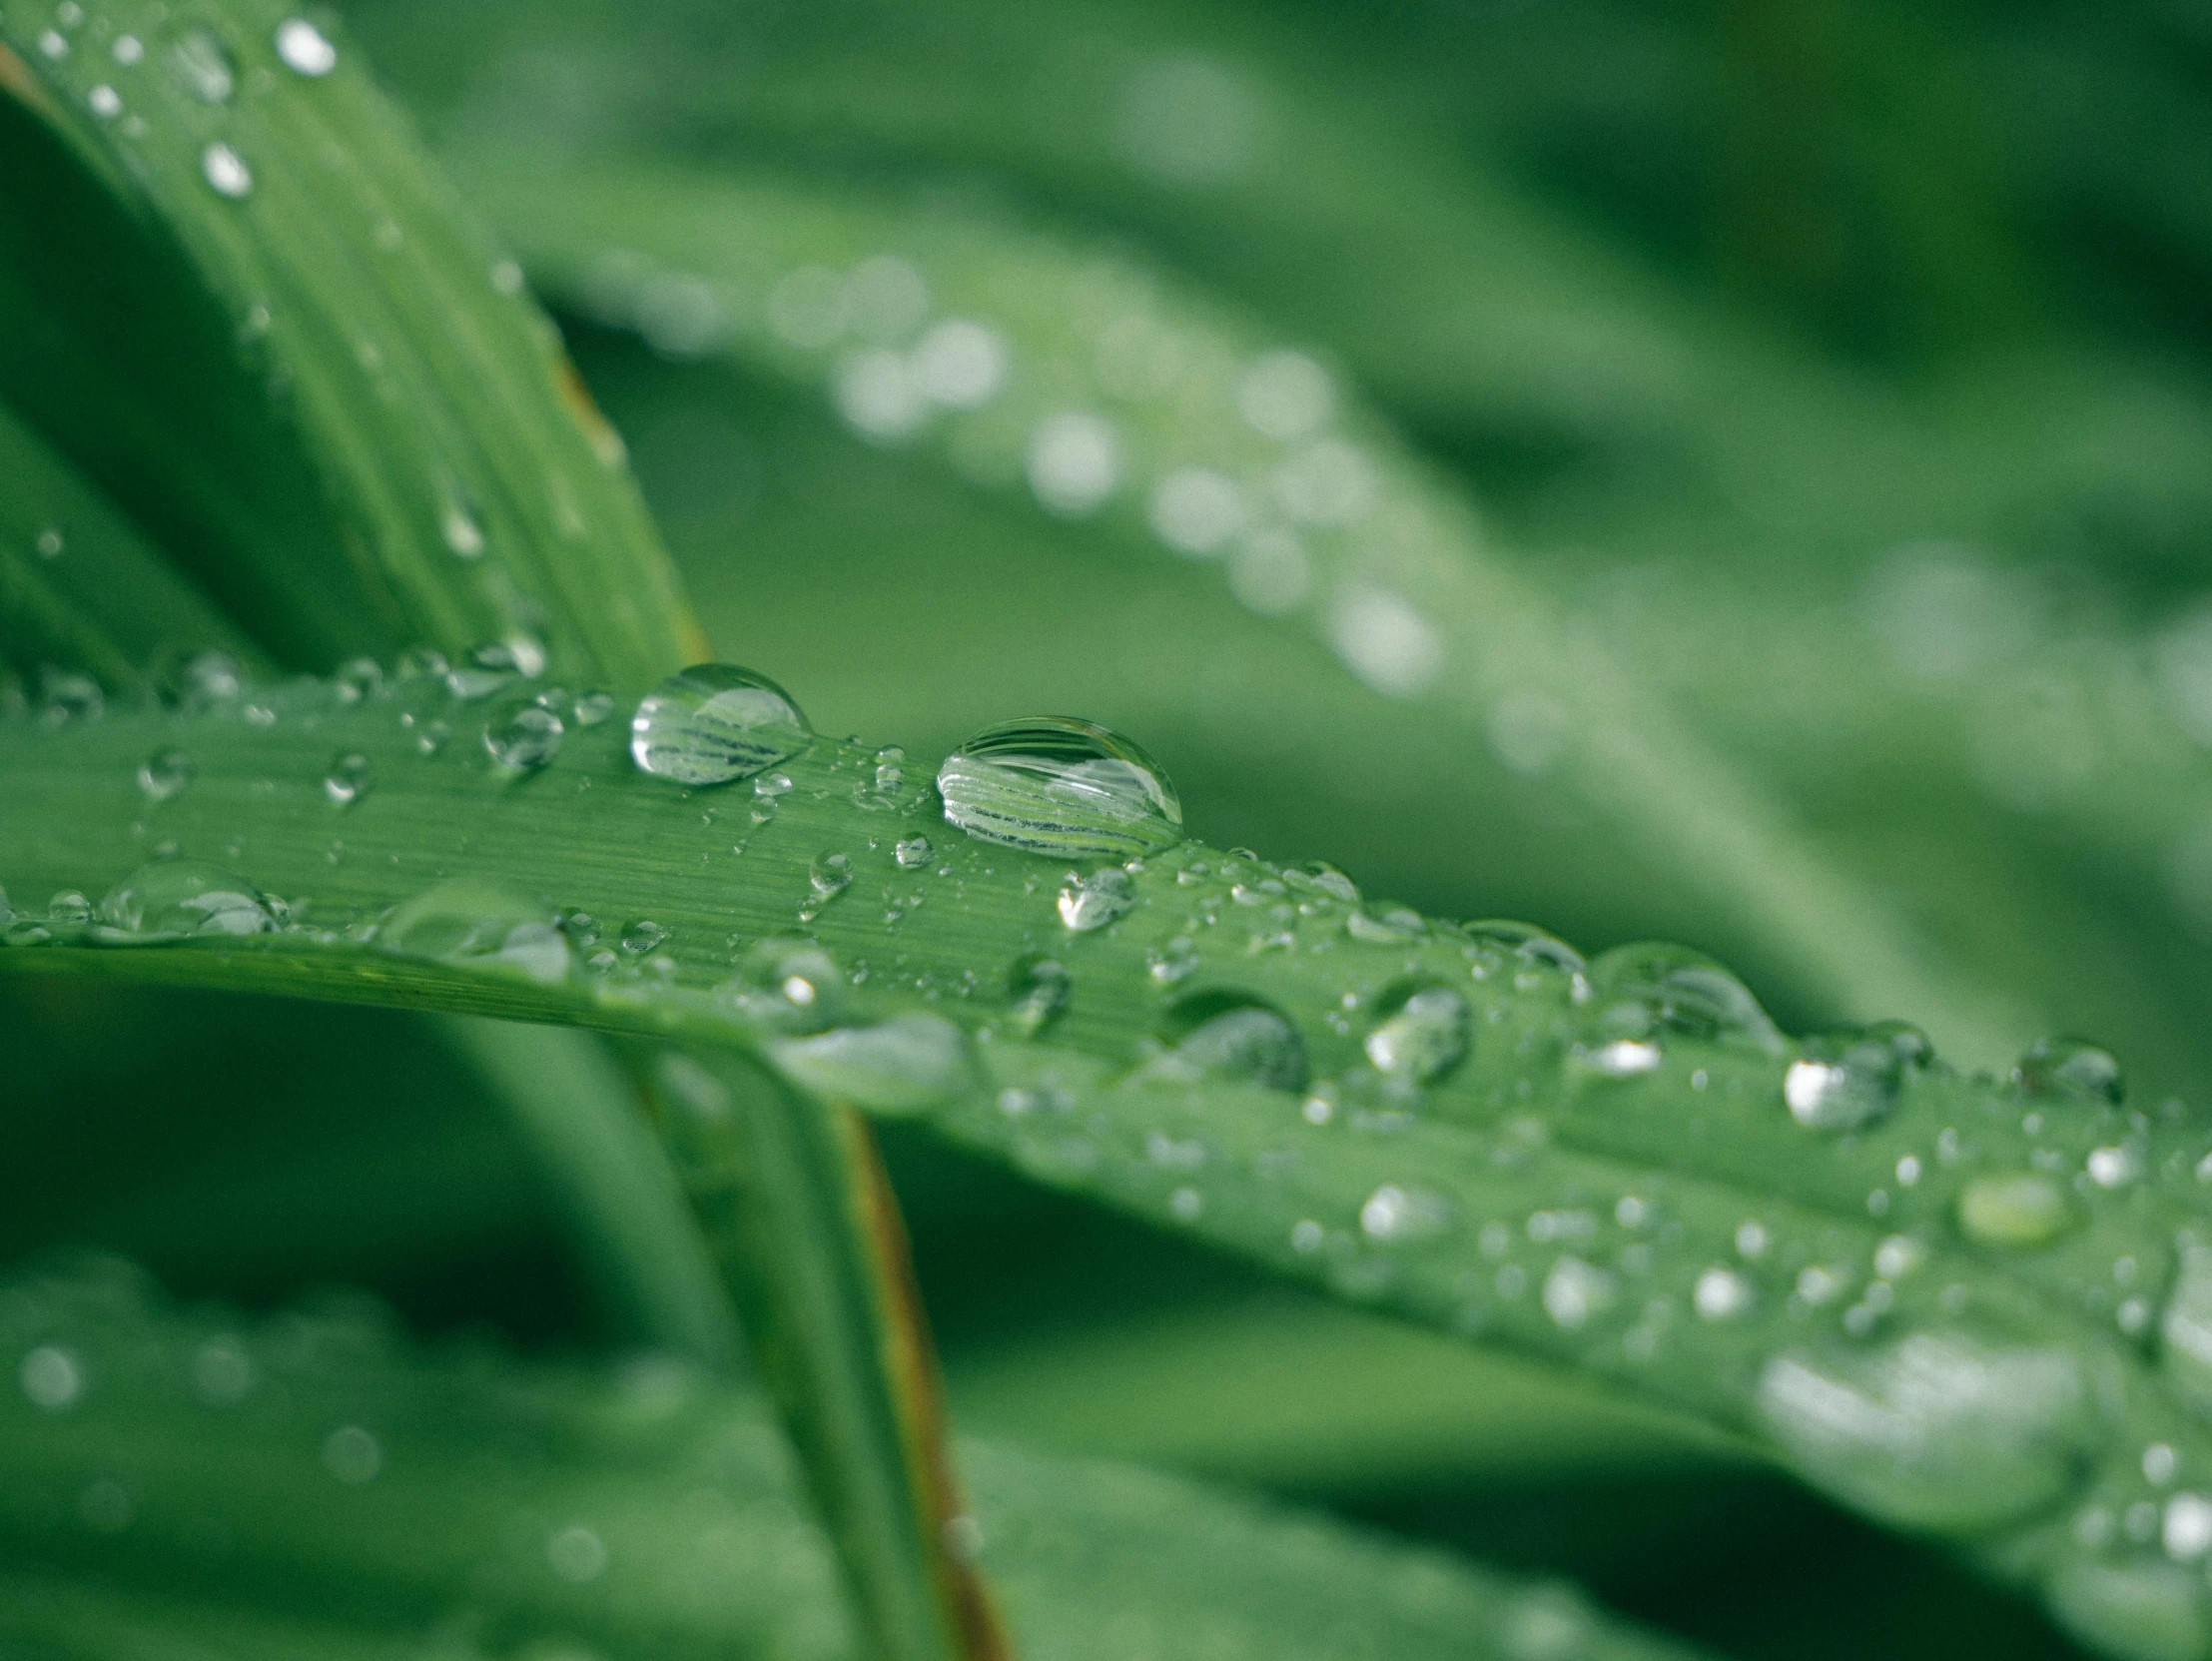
[
  {"x1": 1756, "y1": 1333, "x2": 2101, "y2": 1530},
  {"x1": 1364, "y1": 986, "x2": 1469, "y2": 1084},
  {"x1": 484, "y1": 705, "x2": 563, "y2": 769},
  {"x1": 1058, "y1": 867, "x2": 1135, "y2": 931},
  {"x1": 1956, "y1": 1173, "x2": 2072, "y2": 1248},
  {"x1": 136, "y1": 749, "x2": 192, "y2": 802},
  {"x1": 1008, "y1": 954, "x2": 1072, "y2": 1036},
  {"x1": 809, "y1": 853, "x2": 854, "y2": 897},
  {"x1": 47, "y1": 892, "x2": 93, "y2": 926},
  {"x1": 378, "y1": 880, "x2": 568, "y2": 985},
  {"x1": 630, "y1": 664, "x2": 810, "y2": 786},
  {"x1": 2017, "y1": 1037, "x2": 2125, "y2": 1105},
  {"x1": 274, "y1": 17, "x2": 338, "y2": 76},
  {"x1": 1152, "y1": 994, "x2": 1306, "y2": 1092},
  {"x1": 894, "y1": 836, "x2": 933, "y2": 868},
  {"x1": 938, "y1": 716, "x2": 1182, "y2": 860},
  {"x1": 99, "y1": 860, "x2": 279, "y2": 936},
  {"x1": 769, "y1": 1014, "x2": 974, "y2": 1113},
  {"x1": 324, "y1": 752, "x2": 372, "y2": 805}
]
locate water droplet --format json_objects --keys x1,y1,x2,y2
[
  {"x1": 1152, "y1": 993, "x2": 1306, "y2": 1092},
  {"x1": 1756, "y1": 1333, "x2": 2102, "y2": 1529},
  {"x1": 629, "y1": 664, "x2": 810, "y2": 786},
  {"x1": 86, "y1": 83, "x2": 120, "y2": 118},
  {"x1": 1007, "y1": 954, "x2": 1072, "y2": 1036},
  {"x1": 99, "y1": 860, "x2": 280, "y2": 936},
  {"x1": 1586, "y1": 943, "x2": 1783, "y2": 1053},
  {"x1": 2017, "y1": 1037, "x2": 2125, "y2": 1106},
  {"x1": 1345, "y1": 904, "x2": 1425, "y2": 945},
  {"x1": 808, "y1": 853, "x2": 853, "y2": 897},
  {"x1": 894, "y1": 836, "x2": 934, "y2": 868},
  {"x1": 1147, "y1": 936, "x2": 1199, "y2": 982},
  {"x1": 1583, "y1": 1039, "x2": 1662, "y2": 1077},
  {"x1": 937, "y1": 716, "x2": 1182, "y2": 860},
  {"x1": 1058, "y1": 867, "x2": 1135, "y2": 931},
  {"x1": 1027, "y1": 412, "x2": 1119, "y2": 515},
  {"x1": 909, "y1": 318, "x2": 1008, "y2": 407},
  {"x1": 41, "y1": 669, "x2": 102, "y2": 725},
  {"x1": 1363, "y1": 986, "x2": 1469, "y2": 1084},
  {"x1": 547, "y1": 1523, "x2": 607, "y2": 1583},
  {"x1": 324, "y1": 751, "x2": 372, "y2": 805},
  {"x1": 136, "y1": 748, "x2": 192, "y2": 802},
  {"x1": 201, "y1": 142, "x2": 252, "y2": 199},
  {"x1": 46, "y1": 891, "x2": 92, "y2": 926},
  {"x1": 620, "y1": 919, "x2": 667, "y2": 955},
  {"x1": 1543, "y1": 1256, "x2": 1614, "y2": 1329},
  {"x1": 725, "y1": 938, "x2": 846, "y2": 1032},
  {"x1": 1956, "y1": 1173, "x2": 2073, "y2": 1248},
  {"x1": 2163, "y1": 1246, "x2": 2212, "y2": 1415},
  {"x1": 1360, "y1": 1184, "x2": 1448, "y2": 1242},
  {"x1": 1784, "y1": 1033, "x2": 1903, "y2": 1131},
  {"x1": 1283, "y1": 862, "x2": 1360, "y2": 904},
  {"x1": 768, "y1": 1013, "x2": 974, "y2": 1113},
  {"x1": 484, "y1": 704, "x2": 563, "y2": 769},
  {"x1": 274, "y1": 17, "x2": 338, "y2": 75},
  {"x1": 168, "y1": 29, "x2": 235, "y2": 101},
  {"x1": 334, "y1": 658, "x2": 382, "y2": 704},
  {"x1": 378, "y1": 880, "x2": 568, "y2": 985},
  {"x1": 571, "y1": 689, "x2": 614, "y2": 727},
  {"x1": 1695, "y1": 1266, "x2": 1755, "y2": 1320},
  {"x1": 20, "y1": 1345, "x2": 81, "y2": 1409}
]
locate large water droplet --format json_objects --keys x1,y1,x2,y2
[
  {"x1": 378, "y1": 881, "x2": 568, "y2": 984},
  {"x1": 630, "y1": 664, "x2": 810, "y2": 786},
  {"x1": 1956, "y1": 1173, "x2": 2073, "y2": 1249},
  {"x1": 274, "y1": 17, "x2": 338, "y2": 76},
  {"x1": 1783, "y1": 1032, "x2": 1903, "y2": 1131},
  {"x1": 937, "y1": 716, "x2": 1181, "y2": 859},
  {"x1": 484, "y1": 704, "x2": 563, "y2": 769},
  {"x1": 1008, "y1": 954, "x2": 1072, "y2": 1036},
  {"x1": 98, "y1": 860, "x2": 280, "y2": 936},
  {"x1": 1058, "y1": 866, "x2": 1136, "y2": 931},
  {"x1": 1586, "y1": 943, "x2": 1783, "y2": 1053},
  {"x1": 136, "y1": 748, "x2": 192, "y2": 802},
  {"x1": 1756, "y1": 1333, "x2": 2102, "y2": 1529},
  {"x1": 1150, "y1": 993, "x2": 1306, "y2": 1092},
  {"x1": 1363, "y1": 985, "x2": 1469, "y2": 1084},
  {"x1": 768, "y1": 1014, "x2": 974, "y2": 1113},
  {"x1": 2017, "y1": 1037, "x2": 2125, "y2": 1106}
]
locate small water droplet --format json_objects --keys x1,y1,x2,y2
[
  {"x1": 571, "y1": 689, "x2": 614, "y2": 727},
  {"x1": 1283, "y1": 861, "x2": 1360, "y2": 904},
  {"x1": 33, "y1": 526, "x2": 62, "y2": 559},
  {"x1": 1784, "y1": 1033, "x2": 1903, "y2": 1131},
  {"x1": 1363, "y1": 985, "x2": 1469, "y2": 1084},
  {"x1": 768, "y1": 1013, "x2": 974, "y2": 1113},
  {"x1": 168, "y1": 28, "x2": 236, "y2": 101},
  {"x1": 630, "y1": 664, "x2": 810, "y2": 786},
  {"x1": 333, "y1": 658, "x2": 382, "y2": 704},
  {"x1": 378, "y1": 880, "x2": 568, "y2": 985},
  {"x1": 324, "y1": 751, "x2": 371, "y2": 805},
  {"x1": 322, "y1": 1424, "x2": 381, "y2": 1484},
  {"x1": 1058, "y1": 866, "x2": 1135, "y2": 931},
  {"x1": 86, "y1": 83, "x2": 120, "y2": 118},
  {"x1": 1344, "y1": 904, "x2": 1425, "y2": 945},
  {"x1": 2016, "y1": 1037, "x2": 2125, "y2": 1106},
  {"x1": 1007, "y1": 954, "x2": 1072, "y2": 1036},
  {"x1": 725, "y1": 938, "x2": 847, "y2": 1032},
  {"x1": 1586, "y1": 943, "x2": 1783, "y2": 1053},
  {"x1": 484, "y1": 704, "x2": 563, "y2": 769},
  {"x1": 808, "y1": 853, "x2": 854, "y2": 897},
  {"x1": 1360, "y1": 1183, "x2": 1448, "y2": 1242},
  {"x1": 1543, "y1": 1256, "x2": 1614, "y2": 1329},
  {"x1": 46, "y1": 891, "x2": 93, "y2": 926},
  {"x1": 1152, "y1": 993, "x2": 1306, "y2": 1091},
  {"x1": 1148, "y1": 936, "x2": 1199, "y2": 982},
  {"x1": 136, "y1": 748, "x2": 192, "y2": 802},
  {"x1": 274, "y1": 17, "x2": 338, "y2": 76},
  {"x1": 546, "y1": 1523, "x2": 607, "y2": 1583},
  {"x1": 19, "y1": 1345, "x2": 81, "y2": 1409},
  {"x1": 201, "y1": 142, "x2": 252, "y2": 199},
  {"x1": 41, "y1": 669, "x2": 102, "y2": 725},
  {"x1": 98, "y1": 860, "x2": 279, "y2": 936},
  {"x1": 1756, "y1": 1333, "x2": 2102, "y2": 1529},
  {"x1": 1956, "y1": 1173, "x2": 2072, "y2": 1248},
  {"x1": 620, "y1": 919, "x2": 668, "y2": 955},
  {"x1": 894, "y1": 836, "x2": 934, "y2": 868},
  {"x1": 938, "y1": 716, "x2": 1182, "y2": 859},
  {"x1": 412, "y1": 717, "x2": 450, "y2": 756}
]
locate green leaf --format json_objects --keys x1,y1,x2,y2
[
  {"x1": 0, "y1": 670, "x2": 2201, "y2": 1658},
  {"x1": 0, "y1": 1257, "x2": 1714, "y2": 1661},
  {"x1": 0, "y1": 0, "x2": 698, "y2": 681}
]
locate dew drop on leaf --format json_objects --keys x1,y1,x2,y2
[
  {"x1": 1359, "y1": 1183, "x2": 1448, "y2": 1242},
  {"x1": 1058, "y1": 866, "x2": 1135, "y2": 931},
  {"x1": 570, "y1": 689, "x2": 614, "y2": 727},
  {"x1": 273, "y1": 18, "x2": 338, "y2": 76},
  {"x1": 1955, "y1": 1173, "x2": 2073, "y2": 1249},
  {"x1": 2016, "y1": 1037, "x2": 2125, "y2": 1106},
  {"x1": 1363, "y1": 986, "x2": 1469, "y2": 1084},
  {"x1": 1152, "y1": 993, "x2": 1307, "y2": 1092},
  {"x1": 894, "y1": 835, "x2": 933, "y2": 868},
  {"x1": 937, "y1": 716, "x2": 1181, "y2": 859},
  {"x1": 620, "y1": 919, "x2": 667, "y2": 956},
  {"x1": 377, "y1": 880, "x2": 568, "y2": 984},
  {"x1": 98, "y1": 860, "x2": 280, "y2": 936},
  {"x1": 1007, "y1": 954, "x2": 1072, "y2": 1036},
  {"x1": 136, "y1": 748, "x2": 192, "y2": 802},
  {"x1": 168, "y1": 29, "x2": 235, "y2": 102},
  {"x1": 809, "y1": 853, "x2": 854, "y2": 897},
  {"x1": 2161, "y1": 1246, "x2": 2212, "y2": 1415},
  {"x1": 484, "y1": 705, "x2": 562, "y2": 769},
  {"x1": 46, "y1": 891, "x2": 92, "y2": 926},
  {"x1": 1783, "y1": 1031, "x2": 1903, "y2": 1131},
  {"x1": 1756, "y1": 1333, "x2": 2102, "y2": 1530},
  {"x1": 630, "y1": 664, "x2": 810, "y2": 786},
  {"x1": 1586, "y1": 942, "x2": 1783, "y2": 1053},
  {"x1": 769, "y1": 1013, "x2": 974, "y2": 1113},
  {"x1": 40, "y1": 670, "x2": 102, "y2": 725},
  {"x1": 323, "y1": 752, "x2": 371, "y2": 805},
  {"x1": 200, "y1": 143, "x2": 252, "y2": 199}
]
